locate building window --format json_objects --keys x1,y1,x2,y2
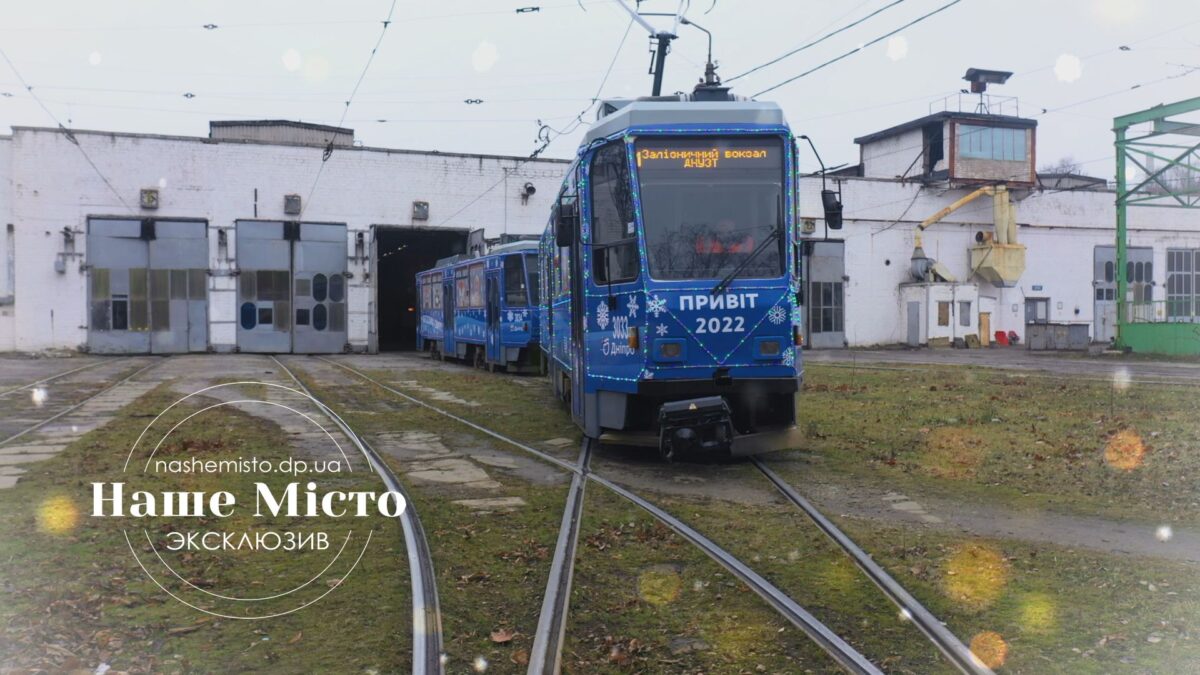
[
  {"x1": 1166, "y1": 249, "x2": 1198, "y2": 321},
  {"x1": 959, "y1": 301, "x2": 971, "y2": 327},
  {"x1": 957, "y1": 124, "x2": 1027, "y2": 162},
  {"x1": 809, "y1": 282, "x2": 844, "y2": 334},
  {"x1": 937, "y1": 301, "x2": 950, "y2": 327}
]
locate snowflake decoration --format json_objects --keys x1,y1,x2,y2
[
  {"x1": 782, "y1": 347, "x2": 795, "y2": 367},
  {"x1": 767, "y1": 305, "x2": 787, "y2": 325},
  {"x1": 596, "y1": 301, "x2": 610, "y2": 330},
  {"x1": 791, "y1": 306, "x2": 804, "y2": 326},
  {"x1": 626, "y1": 295, "x2": 640, "y2": 318},
  {"x1": 655, "y1": 323, "x2": 668, "y2": 336},
  {"x1": 647, "y1": 294, "x2": 666, "y2": 318}
]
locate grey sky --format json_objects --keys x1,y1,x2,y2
[{"x1": 1, "y1": 0, "x2": 1197, "y2": 177}]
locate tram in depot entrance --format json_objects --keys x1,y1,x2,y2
[
  {"x1": 538, "y1": 84, "x2": 836, "y2": 460},
  {"x1": 416, "y1": 240, "x2": 541, "y2": 372}
]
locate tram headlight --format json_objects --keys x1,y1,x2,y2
[
  {"x1": 759, "y1": 339, "x2": 781, "y2": 357},
  {"x1": 654, "y1": 339, "x2": 685, "y2": 362}
]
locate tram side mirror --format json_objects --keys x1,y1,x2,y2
[
  {"x1": 821, "y1": 189, "x2": 843, "y2": 230},
  {"x1": 555, "y1": 195, "x2": 578, "y2": 246}
]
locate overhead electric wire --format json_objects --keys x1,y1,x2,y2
[
  {"x1": 535, "y1": 15, "x2": 635, "y2": 149},
  {"x1": 0, "y1": 2, "x2": 605, "y2": 33},
  {"x1": 300, "y1": 0, "x2": 398, "y2": 217},
  {"x1": 0, "y1": 47, "x2": 135, "y2": 213},
  {"x1": 434, "y1": 16, "x2": 635, "y2": 228},
  {"x1": 752, "y1": 0, "x2": 965, "y2": 98},
  {"x1": 727, "y1": 0, "x2": 909, "y2": 82}
]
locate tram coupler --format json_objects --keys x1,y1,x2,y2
[{"x1": 657, "y1": 396, "x2": 733, "y2": 461}]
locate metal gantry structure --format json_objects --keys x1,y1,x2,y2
[{"x1": 1114, "y1": 95, "x2": 1200, "y2": 355}]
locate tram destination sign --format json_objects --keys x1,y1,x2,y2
[{"x1": 636, "y1": 144, "x2": 777, "y2": 170}]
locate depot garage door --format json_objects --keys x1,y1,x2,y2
[
  {"x1": 236, "y1": 220, "x2": 348, "y2": 353},
  {"x1": 87, "y1": 218, "x2": 209, "y2": 354}
]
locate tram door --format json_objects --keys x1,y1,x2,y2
[
  {"x1": 442, "y1": 275, "x2": 455, "y2": 355},
  {"x1": 485, "y1": 273, "x2": 501, "y2": 364},
  {"x1": 568, "y1": 229, "x2": 585, "y2": 426}
]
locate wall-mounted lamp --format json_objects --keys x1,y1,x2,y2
[
  {"x1": 55, "y1": 227, "x2": 79, "y2": 274},
  {"x1": 217, "y1": 228, "x2": 231, "y2": 262},
  {"x1": 520, "y1": 182, "x2": 536, "y2": 205}
]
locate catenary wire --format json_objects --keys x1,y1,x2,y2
[
  {"x1": 727, "y1": 0, "x2": 909, "y2": 82},
  {"x1": 0, "y1": 47, "x2": 136, "y2": 212},
  {"x1": 299, "y1": 0, "x2": 398, "y2": 217},
  {"x1": 433, "y1": 16, "x2": 635, "y2": 228},
  {"x1": 752, "y1": 0, "x2": 965, "y2": 98}
]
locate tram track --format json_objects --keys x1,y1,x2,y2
[
  {"x1": 313, "y1": 356, "x2": 888, "y2": 674},
  {"x1": 753, "y1": 458, "x2": 990, "y2": 675},
  {"x1": 527, "y1": 439, "x2": 592, "y2": 675},
  {"x1": 0, "y1": 357, "x2": 161, "y2": 448},
  {"x1": 269, "y1": 356, "x2": 444, "y2": 675},
  {"x1": 0, "y1": 357, "x2": 121, "y2": 399}
]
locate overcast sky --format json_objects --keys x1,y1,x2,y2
[{"x1": 1, "y1": 0, "x2": 1197, "y2": 177}]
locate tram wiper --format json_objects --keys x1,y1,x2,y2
[{"x1": 710, "y1": 223, "x2": 782, "y2": 297}]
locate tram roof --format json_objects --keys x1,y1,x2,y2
[{"x1": 584, "y1": 100, "x2": 788, "y2": 145}]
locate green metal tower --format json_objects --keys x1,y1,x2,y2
[{"x1": 1114, "y1": 96, "x2": 1200, "y2": 355}]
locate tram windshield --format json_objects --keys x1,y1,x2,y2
[{"x1": 635, "y1": 137, "x2": 784, "y2": 281}]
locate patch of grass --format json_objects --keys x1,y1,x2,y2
[
  {"x1": 660, "y1": 492, "x2": 1200, "y2": 673},
  {"x1": 290, "y1": 366, "x2": 570, "y2": 673},
  {"x1": 368, "y1": 361, "x2": 582, "y2": 455},
  {"x1": 0, "y1": 384, "x2": 409, "y2": 674},
  {"x1": 794, "y1": 364, "x2": 1200, "y2": 523},
  {"x1": 344, "y1": 356, "x2": 1200, "y2": 672},
  {"x1": 565, "y1": 486, "x2": 841, "y2": 673}
]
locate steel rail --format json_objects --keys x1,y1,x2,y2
[
  {"x1": 0, "y1": 358, "x2": 161, "y2": 447},
  {"x1": 752, "y1": 458, "x2": 991, "y2": 675},
  {"x1": 270, "y1": 356, "x2": 444, "y2": 675},
  {"x1": 527, "y1": 439, "x2": 592, "y2": 675},
  {"x1": 318, "y1": 357, "x2": 882, "y2": 675},
  {"x1": 0, "y1": 357, "x2": 122, "y2": 398}
]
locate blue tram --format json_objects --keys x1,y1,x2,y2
[
  {"x1": 416, "y1": 240, "x2": 541, "y2": 371},
  {"x1": 539, "y1": 88, "x2": 825, "y2": 459}
]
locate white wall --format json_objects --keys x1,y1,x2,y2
[
  {"x1": 0, "y1": 136, "x2": 12, "y2": 350},
  {"x1": 899, "y1": 283, "x2": 978, "y2": 345},
  {"x1": 859, "y1": 127, "x2": 925, "y2": 179},
  {"x1": 9, "y1": 127, "x2": 567, "y2": 352},
  {"x1": 798, "y1": 176, "x2": 1200, "y2": 347}
]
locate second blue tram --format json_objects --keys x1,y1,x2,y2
[
  {"x1": 539, "y1": 89, "x2": 811, "y2": 459},
  {"x1": 416, "y1": 241, "x2": 541, "y2": 371}
]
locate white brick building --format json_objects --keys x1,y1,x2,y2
[
  {"x1": 1, "y1": 111, "x2": 1198, "y2": 354},
  {"x1": 0, "y1": 122, "x2": 567, "y2": 353}
]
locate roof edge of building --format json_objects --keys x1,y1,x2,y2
[
  {"x1": 854, "y1": 110, "x2": 1038, "y2": 146},
  {"x1": 7, "y1": 125, "x2": 571, "y2": 164}
]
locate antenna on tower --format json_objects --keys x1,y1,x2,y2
[{"x1": 963, "y1": 67, "x2": 1013, "y2": 114}]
